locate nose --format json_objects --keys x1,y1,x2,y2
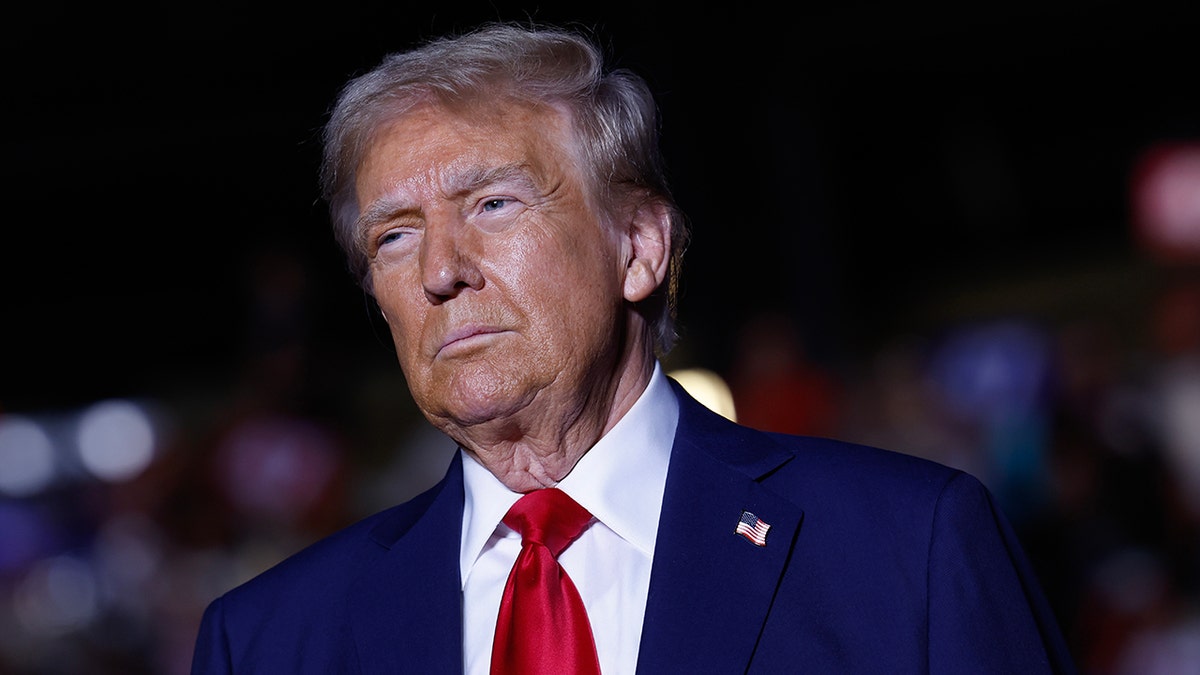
[{"x1": 419, "y1": 214, "x2": 484, "y2": 303}]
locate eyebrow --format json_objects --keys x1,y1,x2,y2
[{"x1": 354, "y1": 195, "x2": 417, "y2": 252}]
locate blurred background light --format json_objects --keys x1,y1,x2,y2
[
  {"x1": 13, "y1": 555, "x2": 99, "y2": 635},
  {"x1": 1132, "y1": 141, "x2": 1200, "y2": 263},
  {"x1": 0, "y1": 415, "x2": 57, "y2": 497},
  {"x1": 75, "y1": 400, "x2": 157, "y2": 483},
  {"x1": 928, "y1": 319, "x2": 1052, "y2": 424},
  {"x1": 1157, "y1": 358, "x2": 1200, "y2": 516},
  {"x1": 214, "y1": 415, "x2": 342, "y2": 525},
  {"x1": 668, "y1": 367, "x2": 737, "y2": 421},
  {"x1": 92, "y1": 513, "x2": 165, "y2": 612}
]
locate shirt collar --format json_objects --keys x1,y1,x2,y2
[{"x1": 459, "y1": 362, "x2": 679, "y2": 587}]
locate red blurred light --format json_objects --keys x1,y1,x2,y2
[{"x1": 1131, "y1": 141, "x2": 1200, "y2": 264}]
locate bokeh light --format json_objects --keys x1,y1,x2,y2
[
  {"x1": 1133, "y1": 142, "x2": 1200, "y2": 263},
  {"x1": 13, "y1": 555, "x2": 99, "y2": 635},
  {"x1": 75, "y1": 399, "x2": 157, "y2": 483},
  {"x1": 0, "y1": 415, "x2": 57, "y2": 497},
  {"x1": 668, "y1": 367, "x2": 737, "y2": 421}
]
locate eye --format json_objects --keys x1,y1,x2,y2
[
  {"x1": 371, "y1": 225, "x2": 420, "y2": 259},
  {"x1": 379, "y1": 229, "x2": 407, "y2": 245},
  {"x1": 472, "y1": 194, "x2": 525, "y2": 233}
]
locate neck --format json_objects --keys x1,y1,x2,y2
[{"x1": 452, "y1": 346, "x2": 656, "y2": 493}]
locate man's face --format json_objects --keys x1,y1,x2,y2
[{"x1": 354, "y1": 100, "x2": 630, "y2": 433}]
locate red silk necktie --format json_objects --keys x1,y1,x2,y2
[{"x1": 490, "y1": 488, "x2": 601, "y2": 675}]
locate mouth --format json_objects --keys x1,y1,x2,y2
[{"x1": 436, "y1": 325, "x2": 505, "y2": 357}]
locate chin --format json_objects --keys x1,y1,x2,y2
[{"x1": 423, "y1": 374, "x2": 540, "y2": 429}]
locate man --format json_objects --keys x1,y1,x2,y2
[{"x1": 191, "y1": 21, "x2": 1077, "y2": 674}]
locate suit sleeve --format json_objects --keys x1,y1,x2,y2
[
  {"x1": 191, "y1": 596, "x2": 233, "y2": 675},
  {"x1": 926, "y1": 472, "x2": 1077, "y2": 674}
]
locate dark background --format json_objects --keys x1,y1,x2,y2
[{"x1": 2, "y1": 3, "x2": 1200, "y2": 674}]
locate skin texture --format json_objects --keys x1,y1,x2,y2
[{"x1": 354, "y1": 98, "x2": 672, "y2": 492}]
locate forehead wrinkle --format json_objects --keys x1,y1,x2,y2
[{"x1": 440, "y1": 159, "x2": 539, "y2": 199}]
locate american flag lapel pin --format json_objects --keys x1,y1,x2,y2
[{"x1": 735, "y1": 510, "x2": 771, "y2": 547}]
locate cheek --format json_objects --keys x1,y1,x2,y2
[{"x1": 522, "y1": 246, "x2": 623, "y2": 336}]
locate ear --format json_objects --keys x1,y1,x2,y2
[{"x1": 623, "y1": 199, "x2": 672, "y2": 303}]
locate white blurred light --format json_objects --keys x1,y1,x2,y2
[
  {"x1": 1159, "y1": 359, "x2": 1200, "y2": 515},
  {"x1": 75, "y1": 399, "x2": 156, "y2": 482},
  {"x1": 0, "y1": 415, "x2": 57, "y2": 497},
  {"x1": 669, "y1": 367, "x2": 737, "y2": 421}
]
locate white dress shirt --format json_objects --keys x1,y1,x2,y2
[{"x1": 460, "y1": 363, "x2": 679, "y2": 675}]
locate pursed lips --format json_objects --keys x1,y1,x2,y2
[{"x1": 435, "y1": 324, "x2": 505, "y2": 357}]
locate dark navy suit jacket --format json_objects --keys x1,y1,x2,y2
[{"x1": 192, "y1": 379, "x2": 1077, "y2": 673}]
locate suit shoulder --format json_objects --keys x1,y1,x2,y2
[
  {"x1": 772, "y1": 432, "x2": 960, "y2": 480},
  {"x1": 749, "y1": 430, "x2": 978, "y2": 514},
  {"x1": 674, "y1": 379, "x2": 964, "y2": 494}
]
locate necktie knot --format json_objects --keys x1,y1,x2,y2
[{"x1": 503, "y1": 488, "x2": 592, "y2": 558}]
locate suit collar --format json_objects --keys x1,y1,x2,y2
[{"x1": 637, "y1": 381, "x2": 805, "y2": 673}]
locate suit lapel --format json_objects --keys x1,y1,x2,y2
[
  {"x1": 349, "y1": 452, "x2": 466, "y2": 674},
  {"x1": 637, "y1": 383, "x2": 804, "y2": 673}
]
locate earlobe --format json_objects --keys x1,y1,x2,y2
[
  {"x1": 624, "y1": 258, "x2": 658, "y2": 302},
  {"x1": 622, "y1": 200, "x2": 672, "y2": 303}
]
